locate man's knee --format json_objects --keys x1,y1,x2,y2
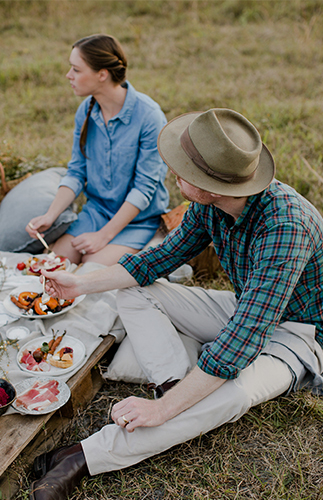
[{"x1": 116, "y1": 285, "x2": 160, "y2": 316}]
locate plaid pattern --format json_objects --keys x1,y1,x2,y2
[{"x1": 119, "y1": 180, "x2": 323, "y2": 379}]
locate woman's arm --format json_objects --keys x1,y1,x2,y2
[
  {"x1": 26, "y1": 186, "x2": 76, "y2": 237},
  {"x1": 71, "y1": 201, "x2": 140, "y2": 254}
]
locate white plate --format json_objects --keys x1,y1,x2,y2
[
  {"x1": 3, "y1": 282, "x2": 85, "y2": 319},
  {"x1": 12, "y1": 377, "x2": 71, "y2": 415},
  {"x1": 15, "y1": 255, "x2": 71, "y2": 276},
  {"x1": 17, "y1": 334, "x2": 86, "y2": 375}
]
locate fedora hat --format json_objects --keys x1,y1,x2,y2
[{"x1": 157, "y1": 108, "x2": 275, "y2": 196}]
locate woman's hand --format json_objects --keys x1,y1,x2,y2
[
  {"x1": 111, "y1": 396, "x2": 167, "y2": 433},
  {"x1": 71, "y1": 231, "x2": 111, "y2": 255},
  {"x1": 26, "y1": 214, "x2": 55, "y2": 238}
]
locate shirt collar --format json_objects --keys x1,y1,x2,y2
[{"x1": 91, "y1": 80, "x2": 136, "y2": 126}]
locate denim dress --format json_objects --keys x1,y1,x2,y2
[{"x1": 59, "y1": 81, "x2": 169, "y2": 249}]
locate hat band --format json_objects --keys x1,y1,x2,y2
[{"x1": 180, "y1": 127, "x2": 258, "y2": 184}]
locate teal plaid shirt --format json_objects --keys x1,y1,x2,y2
[{"x1": 119, "y1": 180, "x2": 323, "y2": 379}]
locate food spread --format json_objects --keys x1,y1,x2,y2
[
  {"x1": 15, "y1": 379, "x2": 60, "y2": 411},
  {"x1": 0, "y1": 388, "x2": 9, "y2": 407},
  {"x1": 10, "y1": 291, "x2": 74, "y2": 316},
  {"x1": 19, "y1": 330, "x2": 74, "y2": 372},
  {"x1": 16, "y1": 255, "x2": 67, "y2": 276}
]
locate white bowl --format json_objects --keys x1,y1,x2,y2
[
  {"x1": 168, "y1": 264, "x2": 193, "y2": 283},
  {"x1": 6, "y1": 326, "x2": 31, "y2": 340}
]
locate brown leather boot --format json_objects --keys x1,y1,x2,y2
[
  {"x1": 29, "y1": 443, "x2": 89, "y2": 500},
  {"x1": 147, "y1": 378, "x2": 180, "y2": 399},
  {"x1": 33, "y1": 444, "x2": 79, "y2": 479}
]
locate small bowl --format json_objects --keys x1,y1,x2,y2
[
  {"x1": 6, "y1": 326, "x2": 30, "y2": 340},
  {"x1": 0, "y1": 378, "x2": 16, "y2": 416},
  {"x1": 168, "y1": 264, "x2": 193, "y2": 283}
]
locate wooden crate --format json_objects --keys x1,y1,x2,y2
[{"x1": 0, "y1": 334, "x2": 115, "y2": 499}]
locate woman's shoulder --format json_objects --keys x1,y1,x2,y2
[{"x1": 127, "y1": 81, "x2": 163, "y2": 113}]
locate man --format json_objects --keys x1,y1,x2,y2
[{"x1": 30, "y1": 108, "x2": 323, "y2": 500}]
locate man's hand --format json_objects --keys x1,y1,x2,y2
[
  {"x1": 111, "y1": 366, "x2": 226, "y2": 433},
  {"x1": 41, "y1": 270, "x2": 81, "y2": 299},
  {"x1": 42, "y1": 263, "x2": 138, "y2": 298},
  {"x1": 111, "y1": 396, "x2": 167, "y2": 432}
]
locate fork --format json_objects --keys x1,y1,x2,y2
[
  {"x1": 41, "y1": 276, "x2": 50, "y2": 304},
  {"x1": 28, "y1": 222, "x2": 56, "y2": 258}
]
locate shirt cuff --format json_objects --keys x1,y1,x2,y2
[
  {"x1": 197, "y1": 349, "x2": 239, "y2": 380},
  {"x1": 59, "y1": 175, "x2": 83, "y2": 198},
  {"x1": 118, "y1": 252, "x2": 158, "y2": 286},
  {"x1": 125, "y1": 188, "x2": 150, "y2": 212}
]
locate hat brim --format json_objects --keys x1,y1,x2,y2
[{"x1": 158, "y1": 111, "x2": 275, "y2": 196}]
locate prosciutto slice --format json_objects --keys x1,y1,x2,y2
[
  {"x1": 16, "y1": 379, "x2": 59, "y2": 411},
  {"x1": 19, "y1": 349, "x2": 51, "y2": 372}
]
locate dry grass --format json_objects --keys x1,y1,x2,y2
[
  {"x1": 2, "y1": 1, "x2": 323, "y2": 498},
  {"x1": 14, "y1": 377, "x2": 323, "y2": 500}
]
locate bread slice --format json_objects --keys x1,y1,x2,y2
[{"x1": 49, "y1": 353, "x2": 73, "y2": 369}]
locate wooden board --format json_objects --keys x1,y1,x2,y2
[{"x1": 0, "y1": 334, "x2": 115, "y2": 499}]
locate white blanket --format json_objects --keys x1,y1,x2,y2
[{"x1": 0, "y1": 251, "x2": 125, "y2": 413}]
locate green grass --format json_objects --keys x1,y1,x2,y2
[{"x1": 2, "y1": 1, "x2": 323, "y2": 498}]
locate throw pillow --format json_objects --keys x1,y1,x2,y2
[{"x1": 0, "y1": 167, "x2": 77, "y2": 253}]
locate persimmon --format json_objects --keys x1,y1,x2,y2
[
  {"x1": 44, "y1": 297, "x2": 59, "y2": 310},
  {"x1": 33, "y1": 297, "x2": 47, "y2": 315},
  {"x1": 18, "y1": 291, "x2": 38, "y2": 306},
  {"x1": 61, "y1": 299, "x2": 75, "y2": 307}
]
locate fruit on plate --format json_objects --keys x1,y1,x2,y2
[
  {"x1": 49, "y1": 347, "x2": 74, "y2": 369},
  {"x1": 18, "y1": 291, "x2": 38, "y2": 306},
  {"x1": 16, "y1": 255, "x2": 67, "y2": 276},
  {"x1": 10, "y1": 292, "x2": 74, "y2": 316}
]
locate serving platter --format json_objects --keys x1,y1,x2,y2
[
  {"x1": 15, "y1": 255, "x2": 71, "y2": 276},
  {"x1": 12, "y1": 377, "x2": 71, "y2": 415},
  {"x1": 3, "y1": 282, "x2": 85, "y2": 319},
  {"x1": 17, "y1": 334, "x2": 86, "y2": 375}
]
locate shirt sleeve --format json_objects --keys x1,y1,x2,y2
[
  {"x1": 124, "y1": 107, "x2": 167, "y2": 212},
  {"x1": 119, "y1": 203, "x2": 212, "y2": 284},
  {"x1": 58, "y1": 101, "x2": 88, "y2": 198},
  {"x1": 198, "y1": 221, "x2": 314, "y2": 379}
]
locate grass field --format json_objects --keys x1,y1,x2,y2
[{"x1": 1, "y1": 1, "x2": 323, "y2": 499}]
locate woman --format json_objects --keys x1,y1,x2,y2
[{"x1": 26, "y1": 34, "x2": 169, "y2": 265}]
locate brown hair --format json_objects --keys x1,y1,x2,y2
[{"x1": 73, "y1": 34, "x2": 128, "y2": 156}]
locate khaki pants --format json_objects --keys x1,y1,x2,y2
[{"x1": 82, "y1": 279, "x2": 305, "y2": 475}]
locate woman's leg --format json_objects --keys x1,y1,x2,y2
[
  {"x1": 82, "y1": 244, "x2": 138, "y2": 266},
  {"x1": 51, "y1": 234, "x2": 82, "y2": 264}
]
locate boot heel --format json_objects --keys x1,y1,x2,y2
[{"x1": 33, "y1": 453, "x2": 47, "y2": 479}]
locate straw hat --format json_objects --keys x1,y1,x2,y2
[{"x1": 157, "y1": 108, "x2": 275, "y2": 196}]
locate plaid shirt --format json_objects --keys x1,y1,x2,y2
[{"x1": 119, "y1": 180, "x2": 323, "y2": 379}]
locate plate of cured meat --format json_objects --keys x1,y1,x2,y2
[
  {"x1": 17, "y1": 333, "x2": 86, "y2": 376},
  {"x1": 12, "y1": 378, "x2": 71, "y2": 415},
  {"x1": 4, "y1": 283, "x2": 85, "y2": 319}
]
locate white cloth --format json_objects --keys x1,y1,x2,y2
[
  {"x1": 82, "y1": 279, "x2": 321, "y2": 475},
  {"x1": 0, "y1": 252, "x2": 125, "y2": 414}
]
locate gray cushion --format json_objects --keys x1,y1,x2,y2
[{"x1": 0, "y1": 167, "x2": 77, "y2": 253}]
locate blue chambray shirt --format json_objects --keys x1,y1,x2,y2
[
  {"x1": 119, "y1": 180, "x2": 323, "y2": 380},
  {"x1": 59, "y1": 81, "x2": 169, "y2": 225}
]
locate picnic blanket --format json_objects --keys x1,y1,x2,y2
[{"x1": 0, "y1": 251, "x2": 125, "y2": 413}]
